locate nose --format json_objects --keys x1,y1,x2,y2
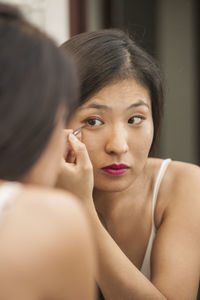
[{"x1": 105, "y1": 126, "x2": 129, "y2": 155}]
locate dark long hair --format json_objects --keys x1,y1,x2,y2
[
  {"x1": 61, "y1": 29, "x2": 163, "y2": 152},
  {"x1": 0, "y1": 4, "x2": 78, "y2": 180}
]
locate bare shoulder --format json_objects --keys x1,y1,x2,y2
[
  {"x1": 16, "y1": 184, "x2": 84, "y2": 214},
  {"x1": 168, "y1": 159, "x2": 200, "y2": 180},
  {"x1": 147, "y1": 159, "x2": 200, "y2": 227},
  {"x1": 148, "y1": 158, "x2": 200, "y2": 197},
  {"x1": 164, "y1": 160, "x2": 200, "y2": 217},
  {"x1": 10, "y1": 185, "x2": 88, "y2": 232},
  {"x1": 0, "y1": 185, "x2": 95, "y2": 299},
  {"x1": 1, "y1": 184, "x2": 92, "y2": 253},
  {"x1": 0, "y1": 186, "x2": 95, "y2": 300},
  {"x1": 161, "y1": 160, "x2": 200, "y2": 199}
]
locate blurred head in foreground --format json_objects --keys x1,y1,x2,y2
[{"x1": 0, "y1": 3, "x2": 78, "y2": 185}]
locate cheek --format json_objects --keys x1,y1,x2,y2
[
  {"x1": 130, "y1": 124, "x2": 154, "y2": 156},
  {"x1": 144, "y1": 124, "x2": 154, "y2": 150},
  {"x1": 82, "y1": 132, "x2": 103, "y2": 162}
]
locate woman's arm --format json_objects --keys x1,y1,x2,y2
[
  {"x1": 89, "y1": 209, "x2": 167, "y2": 300},
  {"x1": 150, "y1": 162, "x2": 200, "y2": 299}
]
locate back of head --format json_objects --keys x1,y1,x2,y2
[
  {"x1": 61, "y1": 29, "x2": 163, "y2": 152},
  {"x1": 0, "y1": 3, "x2": 78, "y2": 180}
]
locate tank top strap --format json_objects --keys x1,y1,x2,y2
[
  {"x1": 0, "y1": 182, "x2": 21, "y2": 211},
  {"x1": 151, "y1": 158, "x2": 172, "y2": 225},
  {"x1": 140, "y1": 158, "x2": 171, "y2": 279}
]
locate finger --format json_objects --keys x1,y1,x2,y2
[
  {"x1": 63, "y1": 129, "x2": 73, "y2": 158},
  {"x1": 66, "y1": 150, "x2": 76, "y2": 163},
  {"x1": 75, "y1": 131, "x2": 82, "y2": 141},
  {"x1": 61, "y1": 156, "x2": 77, "y2": 173},
  {"x1": 68, "y1": 133, "x2": 92, "y2": 167},
  {"x1": 64, "y1": 129, "x2": 73, "y2": 140}
]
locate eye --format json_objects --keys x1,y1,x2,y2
[
  {"x1": 84, "y1": 117, "x2": 104, "y2": 127},
  {"x1": 128, "y1": 116, "x2": 144, "y2": 125}
]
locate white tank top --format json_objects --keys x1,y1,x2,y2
[
  {"x1": 140, "y1": 159, "x2": 171, "y2": 279},
  {"x1": 0, "y1": 182, "x2": 21, "y2": 212}
]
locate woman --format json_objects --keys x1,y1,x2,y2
[
  {"x1": 0, "y1": 4, "x2": 95, "y2": 300},
  {"x1": 61, "y1": 29, "x2": 200, "y2": 299}
]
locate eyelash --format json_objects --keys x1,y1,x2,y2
[
  {"x1": 128, "y1": 115, "x2": 145, "y2": 125},
  {"x1": 82, "y1": 116, "x2": 104, "y2": 127},
  {"x1": 82, "y1": 115, "x2": 145, "y2": 128}
]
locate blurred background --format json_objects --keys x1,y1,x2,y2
[{"x1": 1, "y1": 0, "x2": 200, "y2": 165}]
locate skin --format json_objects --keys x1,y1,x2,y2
[
  {"x1": 69, "y1": 79, "x2": 154, "y2": 193},
  {"x1": 0, "y1": 111, "x2": 96, "y2": 300},
  {"x1": 66, "y1": 79, "x2": 200, "y2": 299}
]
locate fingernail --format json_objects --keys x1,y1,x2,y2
[{"x1": 69, "y1": 133, "x2": 77, "y2": 141}]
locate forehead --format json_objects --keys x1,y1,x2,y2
[{"x1": 80, "y1": 79, "x2": 151, "y2": 110}]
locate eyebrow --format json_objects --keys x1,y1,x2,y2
[
  {"x1": 79, "y1": 103, "x2": 111, "y2": 111},
  {"x1": 126, "y1": 100, "x2": 150, "y2": 110},
  {"x1": 79, "y1": 100, "x2": 149, "y2": 111}
]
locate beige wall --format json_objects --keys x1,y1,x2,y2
[
  {"x1": 1, "y1": 0, "x2": 70, "y2": 45},
  {"x1": 157, "y1": 0, "x2": 198, "y2": 163},
  {"x1": 88, "y1": 0, "x2": 103, "y2": 30}
]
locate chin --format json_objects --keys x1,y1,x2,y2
[{"x1": 94, "y1": 178, "x2": 133, "y2": 193}]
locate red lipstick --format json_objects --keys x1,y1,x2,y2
[{"x1": 102, "y1": 164, "x2": 129, "y2": 176}]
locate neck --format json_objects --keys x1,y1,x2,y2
[{"x1": 93, "y1": 170, "x2": 150, "y2": 221}]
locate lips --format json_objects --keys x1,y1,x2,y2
[{"x1": 102, "y1": 164, "x2": 129, "y2": 176}]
